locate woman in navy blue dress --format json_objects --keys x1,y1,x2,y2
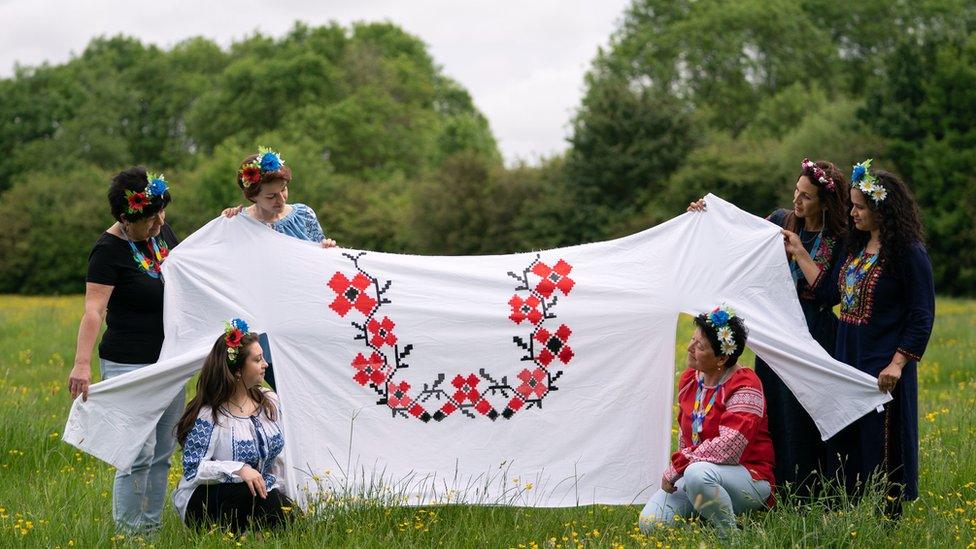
[
  {"x1": 764, "y1": 159, "x2": 849, "y2": 498},
  {"x1": 787, "y1": 160, "x2": 934, "y2": 516}
]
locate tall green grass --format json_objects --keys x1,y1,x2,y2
[{"x1": 1, "y1": 296, "x2": 973, "y2": 547}]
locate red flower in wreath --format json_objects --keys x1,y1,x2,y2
[
  {"x1": 534, "y1": 324, "x2": 574, "y2": 366},
  {"x1": 127, "y1": 192, "x2": 150, "y2": 212},
  {"x1": 451, "y1": 374, "x2": 481, "y2": 404},
  {"x1": 388, "y1": 381, "x2": 412, "y2": 408},
  {"x1": 367, "y1": 316, "x2": 398, "y2": 348},
  {"x1": 328, "y1": 272, "x2": 377, "y2": 317},
  {"x1": 351, "y1": 352, "x2": 388, "y2": 386},
  {"x1": 508, "y1": 294, "x2": 543, "y2": 325},
  {"x1": 515, "y1": 367, "x2": 549, "y2": 400},
  {"x1": 531, "y1": 259, "x2": 575, "y2": 298},
  {"x1": 240, "y1": 166, "x2": 262, "y2": 185},
  {"x1": 225, "y1": 328, "x2": 244, "y2": 348}
]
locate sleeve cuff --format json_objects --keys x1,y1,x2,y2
[
  {"x1": 663, "y1": 464, "x2": 681, "y2": 484},
  {"x1": 897, "y1": 347, "x2": 922, "y2": 362}
]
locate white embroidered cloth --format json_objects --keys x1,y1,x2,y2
[{"x1": 63, "y1": 194, "x2": 890, "y2": 506}]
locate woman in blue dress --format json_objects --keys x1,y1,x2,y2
[
  {"x1": 691, "y1": 158, "x2": 849, "y2": 498},
  {"x1": 786, "y1": 160, "x2": 934, "y2": 516},
  {"x1": 223, "y1": 147, "x2": 338, "y2": 389}
]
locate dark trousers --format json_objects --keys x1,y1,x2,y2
[{"x1": 185, "y1": 483, "x2": 293, "y2": 532}]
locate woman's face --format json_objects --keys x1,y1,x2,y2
[
  {"x1": 686, "y1": 327, "x2": 725, "y2": 374},
  {"x1": 252, "y1": 179, "x2": 288, "y2": 214},
  {"x1": 125, "y1": 209, "x2": 165, "y2": 241},
  {"x1": 850, "y1": 188, "x2": 880, "y2": 232},
  {"x1": 792, "y1": 175, "x2": 823, "y2": 222},
  {"x1": 238, "y1": 341, "x2": 268, "y2": 389}
]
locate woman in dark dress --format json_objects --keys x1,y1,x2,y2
[
  {"x1": 690, "y1": 158, "x2": 850, "y2": 498},
  {"x1": 67, "y1": 167, "x2": 181, "y2": 532},
  {"x1": 787, "y1": 160, "x2": 934, "y2": 516}
]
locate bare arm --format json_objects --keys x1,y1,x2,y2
[{"x1": 69, "y1": 282, "x2": 113, "y2": 401}]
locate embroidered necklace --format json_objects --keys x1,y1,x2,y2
[
  {"x1": 841, "y1": 249, "x2": 878, "y2": 310},
  {"x1": 121, "y1": 225, "x2": 168, "y2": 280},
  {"x1": 690, "y1": 370, "x2": 730, "y2": 445}
]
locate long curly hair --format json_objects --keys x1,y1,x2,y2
[
  {"x1": 175, "y1": 332, "x2": 277, "y2": 445},
  {"x1": 849, "y1": 169, "x2": 925, "y2": 277},
  {"x1": 782, "y1": 159, "x2": 849, "y2": 241}
]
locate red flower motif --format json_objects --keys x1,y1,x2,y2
[
  {"x1": 534, "y1": 324, "x2": 574, "y2": 366},
  {"x1": 451, "y1": 373, "x2": 481, "y2": 404},
  {"x1": 388, "y1": 381, "x2": 412, "y2": 408},
  {"x1": 328, "y1": 272, "x2": 377, "y2": 317},
  {"x1": 508, "y1": 294, "x2": 543, "y2": 325},
  {"x1": 531, "y1": 259, "x2": 575, "y2": 298},
  {"x1": 240, "y1": 166, "x2": 262, "y2": 185},
  {"x1": 225, "y1": 328, "x2": 243, "y2": 348},
  {"x1": 507, "y1": 397, "x2": 525, "y2": 411},
  {"x1": 367, "y1": 316, "x2": 398, "y2": 348},
  {"x1": 127, "y1": 192, "x2": 149, "y2": 212},
  {"x1": 157, "y1": 247, "x2": 169, "y2": 260},
  {"x1": 351, "y1": 352, "x2": 388, "y2": 386},
  {"x1": 515, "y1": 367, "x2": 549, "y2": 400}
]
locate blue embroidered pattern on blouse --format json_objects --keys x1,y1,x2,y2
[
  {"x1": 298, "y1": 204, "x2": 325, "y2": 242},
  {"x1": 233, "y1": 438, "x2": 260, "y2": 468},
  {"x1": 182, "y1": 418, "x2": 213, "y2": 480}
]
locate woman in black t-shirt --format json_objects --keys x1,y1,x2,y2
[{"x1": 68, "y1": 167, "x2": 181, "y2": 533}]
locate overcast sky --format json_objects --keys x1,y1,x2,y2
[{"x1": 0, "y1": 0, "x2": 630, "y2": 165}]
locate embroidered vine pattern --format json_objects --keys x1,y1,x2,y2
[{"x1": 326, "y1": 252, "x2": 576, "y2": 422}]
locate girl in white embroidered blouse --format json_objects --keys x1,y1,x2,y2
[{"x1": 172, "y1": 321, "x2": 292, "y2": 532}]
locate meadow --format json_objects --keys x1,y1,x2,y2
[{"x1": 1, "y1": 295, "x2": 974, "y2": 548}]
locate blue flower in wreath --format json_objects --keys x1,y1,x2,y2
[
  {"x1": 708, "y1": 309, "x2": 729, "y2": 327},
  {"x1": 260, "y1": 151, "x2": 282, "y2": 172},
  {"x1": 851, "y1": 163, "x2": 866, "y2": 183},
  {"x1": 230, "y1": 318, "x2": 249, "y2": 333},
  {"x1": 147, "y1": 177, "x2": 168, "y2": 197}
]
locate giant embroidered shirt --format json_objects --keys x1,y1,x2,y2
[{"x1": 172, "y1": 390, "x2": 285, "y2": 520}]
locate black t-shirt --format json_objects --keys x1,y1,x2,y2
[{"x1": 86, "y1": 225, "x2": 179, "y2": 364}]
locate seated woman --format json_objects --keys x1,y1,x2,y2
[
  {"x1": 640, "y1": 306, "x2": 775, "y2": 536},
  {"x1": 172, "y1": 319, "x2": 292, "y2": 532}
]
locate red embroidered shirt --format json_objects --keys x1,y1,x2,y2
[{"x1": 663, "y1": 367, "x2": 776, "y2": 491}]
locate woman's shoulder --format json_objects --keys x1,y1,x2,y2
[
  {"x1": 290, "y1": 203, "x2": 319, "y2": 219},
  {"x1": 766, "y1": 208, "x2": 790, "y2": 226},
  {"x1": 727, "y1": 366, "x2": 763, "y2": 391}
]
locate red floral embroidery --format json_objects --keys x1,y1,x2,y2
[
  {"x1": 328, "y1": 272, "x2": 377, "y2": 317},
  {"x1": 351, "y1": 352, "x2": 388, "y2": 386},
  {"x1": 515, "y1": 368, "x2": 548, "y2": 400},
  {"x1": 388, "y1": 381, "x2": 412, "y2": 409},
  {"x1": 451, "y1": 374, "x2": 481, "y2": 404},
  {"x1": 367, "y1": 316, "x2": 397, "y2": 348},
  {"x1": 508, "y1": 294, "x2": 543, "y2": 325},
  {"x1": 534, "y1": 324, "x2": 574, "y2": 366},
  {"x1": 328, "y1": 252, "x2": 577, "y2": 422},
  {"x1": 531, "y1": 259, "x2": 575, "y2": 298}
]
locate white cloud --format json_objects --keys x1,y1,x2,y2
[{"x1": 0, "y1": 0, "x2": 629, "y2": 164}]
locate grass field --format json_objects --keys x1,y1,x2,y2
[{"x1": 1, "y1": 295, "x2": 974, "y2": 548}]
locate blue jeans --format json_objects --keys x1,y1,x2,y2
[
  {"x1": 101, "y1": 359, "x2": 186, "y2": 532},
  {"x1": 639, "y1": 462, "x2": 771, "y2": 537}
]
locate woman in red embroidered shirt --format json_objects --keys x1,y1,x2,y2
[{"x1": 639, "y1": 306, "x2": 775, "y2": 536}]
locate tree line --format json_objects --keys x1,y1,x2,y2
[{"x1": 1, "y1": 1, "x2": 974, "y2": 294}]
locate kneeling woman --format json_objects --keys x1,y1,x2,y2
[
  {"x1": 640, "y1": 307, "x2": 775, "y2": 536},
  {"x1": 172, "y1": 320, "x2": 292, "y2": 531}
]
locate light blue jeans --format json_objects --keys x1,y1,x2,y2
[
  {"x1": 639, "y1": 462, "x2": 771, "y2": 537},
  {"x1": 101, "y1": 359, "x2": 186, "y2": 533}
]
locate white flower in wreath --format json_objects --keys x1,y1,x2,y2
[
  {"x1": 871, "y1": 185, "x2": 888, "y2": 202},
  {"x1": 720, "y1": 341, "x2": 737, "y2": 355},
  {"x1": 716, "y1": 326, "x2": 733, "y2": 344},
  {"x1": 859, "y1": 179, "x2": 876, "y2": 195}
]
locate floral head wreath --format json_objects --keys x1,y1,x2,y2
[
  {"x1": 851, "y1": 159, "x2": 887, "y2": 204},
  {"x1": 224, "y1": 318, "x2": 251, "y2": 365},
  {"x1": 238, "y1": 147, "x2": 285, "y2": 188},
  {"x1": 125, "y1": 172, "x2": 169, "y2": 215},
  {"x1": 800, "y1": 158, "x2": 836, "y2": 191},
  {"x1": 704, "y1": 304, "x2": 738, "y2": 356}
]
